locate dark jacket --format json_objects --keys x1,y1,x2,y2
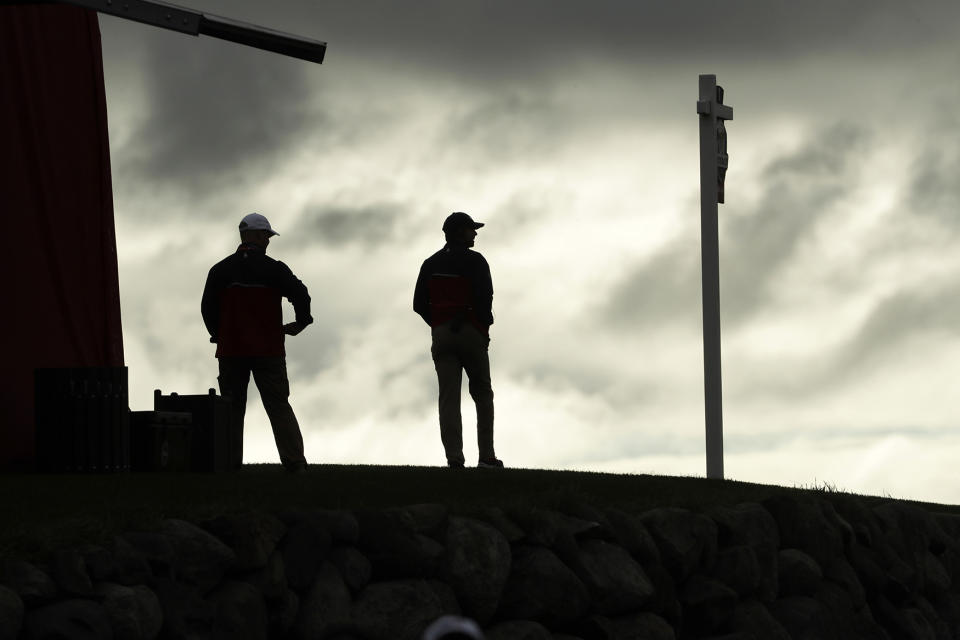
[
  {"x1": 413, "y1": 244, "x2": 493, "y2": 333},
  {"x1": 201, "y1": 243, "x2": 312, "y2": 357}
]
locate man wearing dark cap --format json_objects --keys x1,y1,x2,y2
[
  {"x1": 201, "y1": 213, "x2": 312, "y2": 473},
  {"x1": 414, "y1": 212, "x2": 503, "y2": 468}
]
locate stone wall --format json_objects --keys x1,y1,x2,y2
[{"x1": 2, "y1": 494, "x2": 960, "y2": 640}]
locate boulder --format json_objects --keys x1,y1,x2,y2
[
  {"x1": 281, "y1": 518, "x2": 332, "y2": 591},
  {"x1": 280, "y1": 508, "x2": 359, "y2": 545},
  {"x1": 390, "y1": 503, "x2": 450, "y2": 537},
  {"x1": 120, "y1": 530, "x2": 177, "y2": 578},
  {"x1": 329, "y1": 546, "x2": 373, "y2": 593},
  {"x1": 678, "y1": 575, "x2": 737, "y2": 636},
  {"x1": 474, "y1": 507, "x2": 526, "y2": 543},
  {"x1": 778, "y1": 548, "x2": 822, "y2": 597},
  {"x1": 762, "y1": 496, "x2": 844, "y2": 569},
  {"x1": 728, "y1": 599, "x2": 790, "y2": 640},
  {"x1": 51, "y1": 548, "x2": 94, "y2": 596},
  {"x1": 160, "y1": 519, "x2": 237, "y2": 593},
  {"x1": 442, "y1": 516, "x2": 511, "y2": 624},
  {"x1": 201, "y1": 511, "x2": 287, "y2": 572},
  {"x1": 267, "y1": 589, "x2": 299, "y2": 638},
  {"x1": 208, "y1": 580, "x2": 269, "y2": 640},
  {"x1": 95, "y1": 582, "x2": 163, "y2": 640},
  {"x1": 508, "y1": 507, "x2": 603, "y2": 550},
  {"x1": 824, "y1": 557, "x2": 866, "y2": 610},
  {"x1": 578, "y1": 612, "x2": 676, "y2": 640},
  {"x1": 497, "y1": 545, "x2": 590, "y2": 627},
  {"x1": 573, "y1": 539, "x2": 654, "y2": 615},
  {"x1": 24, "y1": 599, "x2": 113, "y2": 640},
  {"x1": 355, "y1": 509, "x2": 444, "y2": 579},
  {"x1": 0, "y1": 558, "x2": 57, "y2": 606},
  {"x1": 0, "y1": 585, "x2": 24, "y2": 640},
  {"x1": 708, "y1": 503, "x2": 779, "y2": 601},
  {"x1": 242, "y1": 550, "x2": 287, "y2": 601},
  {"x1": 107, "y1": 536, "x2": 153, "y2": 586},
  {"x1": 769, "y1": 596, "x2": 839, "y2": 640},
  {"x1": 487, "y1": 620, "x2": 553, "y2": 640},
  {"x1": 152, "y1": 576, "x2": 215, "y2": 638},
  {"x1": 291, "y1": 561, "x2": 352, "y2": 640},
  {"x1": 351, "y1": 579, "x2": 445, "y2": 640},
  {"x1": 639, "y1": 508, "x2": 718, "y2": 582},
  {"x1": 873, "y1": 594, "x2": 939, "y2": 640},
  {"x1": 709, "y1": 545, "x2": 761, "y2": 598},
  {"x1": 603, "y1": 509, "x2": 661, "y2": 566}
]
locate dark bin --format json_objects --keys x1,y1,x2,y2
[
  {"x1": 154, "y1": 388, "x2": 236, "y2": 472},
  {"x1": 130, "y1": 411, "x2": 192, "y2": 471},
  {"x1": 35, "y1": 367, "x2": 129, "y2": 473}
]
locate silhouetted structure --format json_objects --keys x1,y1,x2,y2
[
  {"x1": 697, "y1": 74, "x2": 733, "y2": 480},
  {"x1": 201, "y1": 213, "x2": 312, "y2": 472},
  {"x1": 414, "y1": 212, "x2": 502, "y2": 469}
]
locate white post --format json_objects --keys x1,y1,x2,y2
[{"x1": 697, "y1": 74, "x2": 732, "y2": 480}]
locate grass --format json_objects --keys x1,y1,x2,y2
[{"x1": 2, "y1": 464, "x2": 958, "y2": 563}]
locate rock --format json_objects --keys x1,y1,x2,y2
[
  {"x1": 678, "y1": 575, "x2": 737, "y2": 636},
  {"x1": 578, "y1": 612, "x2": 676, "y2": 640},
  {"x1": 709, "y1": 545, "x2": 761, "y2": 598},
  {"x1": 728, "y1": 599, "x2": 790, "y2": 640},
  {"x1": 280, "y1": 508, "x2": 360, "y2": 545},
  {"x1": 644, "y1": 564, "x2": 680, "y2": 624},
  {"x1": 508, "y1": 507, "x2": 603, "y2": 550},
  {"x1": 268, "y1": 589, "x2": 299, "y2": 638},
  {"x1": 390, "y1": 503, "x2": 450, "y2": 537},
  {"x1": 920, "y1": 550, "x2": 951, "y2": 596},
  {"x1": 442, "y1": 516, "x2": 511, "y2": 624},
  {"x1": 24, "y1": 599, "x2": 113, "y2": 640},
  {"x1": 329, "y1": 546, "x2": 372, "y2": 593},
  {"x1": 351, "y1": 579, "x2": 445, "y2": 640},
  {"x1": 574, "y1": 539, "x2": 654, "y2": 615},
  {"x1": 79, "y1": 544, "x2": 122, "y2": 584},
  {"x1": 708, "y1": 503, "x2": 779, "y2": 601},
  {"x1": 160, "y1": 519, "x2": 237, "y2": 593},
  {"x1": 242, "y1": 550, "x2": 287, "y2": 601},
  {"x1": 824, "y1": 557, "x2": 866, "y2": 610},
  {"x1": 108, "y1": 536, "x2": 153, "y2": 586},
  {"x1": 769, "y1": 596, "x2": 839, "y2": 640},
  {"x1": 201, "y1": 511, "x2": 287, "y2": 572},
  {"x1": 778, "y1": 548, "x2": 822, "y2": 597},
  {"x1": 152, "y1": 576, "x2": 215, "y2": 638},
  {"x1": 95, "y1": 582, "x2": 163, "y2": 640},
  {"x1": 639, "y1": 508, "x2": 718, "y2": 582},
  {"x1": 426, "y1": 579, "x2": 462, "y2": 615},
  {"x1": 497, "y1": 545, "x2": 590, "y2": 627},
  {"x1": 51, "y1": 548, "x2": 94, "y2": 596},
  {"x1": 291, "y1": 561, "x2": 352, "y2": 640},
  {"x1": 873, "y1": 594, "x2": 939, "y2": 640},
  {"x1": 281, "y1": 518, "x2": 332, "y2": 591},
  {"x1": 474, "y1": 507, "x2": 526, "y2": 543},
  {"x1": 355, "y1": 509, "x2": 444, "y2": 579},
  {"x1": 208, "y1": 580, "x2": 269, "y2": 640},
  {"x1": 0, "y1": 585, "x2": 24, "y2": 640},
  {"x1": 762, "y1": 496, "x2": 845, "y2": 570},
  {"x1": 121, "y1": 530, "x2": 177, "y2": 578},
  {"x1": 0, "y1": 558, "x2": 57, "y2": 606},
  {"x1": 603, "y1": 509, "x2": 661, "y2": 566},
  {"x1": 487, "y1": 619, "x2": 553, "y2": 640}
]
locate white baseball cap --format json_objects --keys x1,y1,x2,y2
[
  {"x1": 422, "y1": 615, "x2": 484, "y2": 640},
  {"x1": 239, "y1": 212, "x2": 278, "y2": 236}
]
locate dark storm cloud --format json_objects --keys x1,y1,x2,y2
[
  {"x1": 298, "y1": 0, "x2": 959, "y2": 74},
  {"x1": 905, "y1": 103, "x2": 960, "y2": 234},
  {"x1": 106, "y1": 24, "x2": 316, "y2": 210},
  {"x1": 602, "y1": 122, "x2": 870, "y2": 331},
  {"x1": 293, "y1": 202, "x2": 408, "y2": 247}
]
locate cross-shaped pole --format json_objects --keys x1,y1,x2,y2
[{"x1": 697, "y1": 74, "x2": 732, "y2": 480}]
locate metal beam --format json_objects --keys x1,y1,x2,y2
[{"x1": 55, "y1": 0, "x2": 326, "y2": 63}]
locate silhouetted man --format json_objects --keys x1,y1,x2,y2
[
  {"x1": 414, "y1": 211, "x2": 502, "y2": 468},
  {"x1": 201, "y1": 213, "x2": 312, "y2": 473}
]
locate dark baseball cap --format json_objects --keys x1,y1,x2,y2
[{"x1": 442, "y1": 211, "x2": 484, "y2": 233}]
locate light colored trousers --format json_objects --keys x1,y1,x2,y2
[
  {"x1": 217, "y1": 356, "x2": 307, "y2": 469},
  {"x1": 431, "y1": 323, "x2": 495, "y2": 465}
]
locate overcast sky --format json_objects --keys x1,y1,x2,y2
[{"x1": 97, "y1": 1, "x2": 960, "y2": 504}]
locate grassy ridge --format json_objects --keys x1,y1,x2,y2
[{"x1": 2, "y1": 464, "x2": 957, "y2": 562}]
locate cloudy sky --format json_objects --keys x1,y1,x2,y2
[{"x1": 97, "y1": 1, "x2": 960, "y2": 504}]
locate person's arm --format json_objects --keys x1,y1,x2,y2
[
  {"x1": 413, "y1": 262, "x2": 432, "y2": 326},
  {"x1": 473, "y1": 254, "x2": 494, "y2": 327},
  {"x1": 276, "y1": 262, "x2": 313, "y2": 333},
  {"x1": 200, "y1": 267, "x2": 221, "y2": 342}
]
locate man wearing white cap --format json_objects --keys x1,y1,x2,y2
[{"x1": 201, "y1": 213, "x2": 313, "y2": 472}]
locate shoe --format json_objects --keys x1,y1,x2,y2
[
  {"x1": 447, "y1": 459, "x2": 465, "y2": 468},
  {"x1": 478, "y1": 457, "x2": 504, "y2": 468}
]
